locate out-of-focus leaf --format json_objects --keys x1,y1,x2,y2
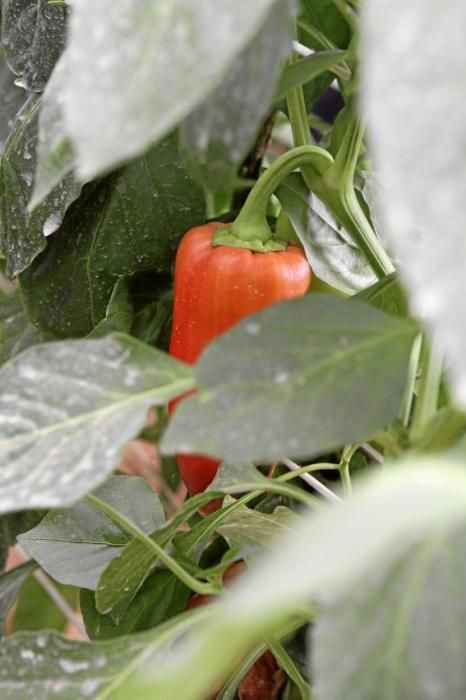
[
  {"x1": 363, "y1": 0, "x2": 466, "y2": 406},
  {"x1": 180, "y1": 1, "x2": 292, "y2": 190},
  {"x1": 64, "y1": 0, "x2": 295, "y2": 179},
  {"x1": 313, "y1": 527, "x2": 466, "y2": 700}
]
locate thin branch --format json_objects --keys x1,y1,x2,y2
[{"x1": 360, "y1": 443, "x2": 384, "y2": 464}]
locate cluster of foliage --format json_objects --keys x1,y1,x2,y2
[{"x1": 0, "y1": 0, "x2": 465, "y2": 698}]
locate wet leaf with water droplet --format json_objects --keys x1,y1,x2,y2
[
  {"x1": 0, "y1": 333, "x2": 193, "y2": 514},
  {"x1": 0, "y1": 96, "x2": 82, "y2": 276},
  {"x1": 19, "y1": 131, "x2": 204, "y2": 338},
  {"x1": 1, "y1": 0, "x2": 68, "y2": 91}
]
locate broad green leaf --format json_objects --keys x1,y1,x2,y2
[
  {"x1": 20, "y1": 130, "x2": 205, "y2": 338},
  {"x1": 0, "y1": 561, "x2": 35, "y2": 636},
  {"x1": 0, "y1": 295, "x2": 43, "y2": 365},
  {"x1": 313, "y1": 528, "x2": 466, "y2": 700},
  {"x1": 0, "y1": 96, "x2": 82, "y2": 276},
  {"x1": 115, "y1": 460, "x2": 466, "y2": 700},
  {"x1": 275, "y1": 49, "x2": 347, "y2": 103},
  {"x1": 162, "y1": 296, "x2": 417, "y2": 463},
  {"x1": 64, "y1": 0, "x2": 294, "y2": 179},
  {"x1": 0, "y1": 333, "x2": 193, "y2": 515},
  {"x1": 18, "y1": 477, "x2": 165, "y2": 589},
  {"x1": 1, "y1": 0, "x2": 67, "y2": 91},
  {"x1": 362, "y1": 0, "x2": 466, "y2": 406},
  {"x1": 82, "y1": 570, "x2": 189, "y2": 640},
  {"x1": 0, "y1": 47, "x2": 28, "y2": 155},
  {"x1": 180, "y1": 1, "x2": 292, "y2": 190},
  {"x1": 0, "y1": 607, "x2": 214, "y2": 699},
  {"x1": 277, "y1": 173, "x2": 376, "y2": 294}
]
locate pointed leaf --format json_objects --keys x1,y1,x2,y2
[
  {"x1": 162, "y1": 296, "x2": 417, "y2": 463},
  {"x1": 19, "y1": 476, "x2": 165, "y2": 589}
]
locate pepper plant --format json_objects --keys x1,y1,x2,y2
[{"x1": 0, "y1": 1, "x2": 466, "y2": 699}]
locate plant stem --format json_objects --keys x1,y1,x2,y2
[
  {"x1": 214, "y1": 145, "x2": 332, "y2": 249},
  {"x1": 399, "y1": 333, "x2": 422, "y2": 427},
  {"x1": 321, "y1": 117, "x2": 395, "y2": 278},
  {"x1": 85, "y1": 493, "x2": 219, "y2": 596},
  {"x1": 286, "y1": 53, "x2": 312, "y2": 147},
  {"x1": 410, "y1": 334, "x2": 444, "y2": 439},
  {"x1": 267, "y1": 635, "x2": 311, "y2": 700}
]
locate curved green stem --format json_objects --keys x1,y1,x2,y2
[
  {"x1": 213, "y1": 145, "x2": 333, "y2": 250},
  {"x1": 85, "y1": 493, "x2": 219, "y2": 596}
]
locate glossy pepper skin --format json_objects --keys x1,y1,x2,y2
[{"x1": 169, "y1": 221, "x2": 311, "y2": 494}]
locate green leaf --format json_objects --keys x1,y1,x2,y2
[
  {"x1": 313, "y1": 528, "x2": 466, "y2": 700},
  {"x1": 18, "y1": 476, "x2": 165, "y2": 589},
  {"x1": 20, "y1": 130, "x2": 205, "y2": 338},
  {"x1": 89, "y1": 279, "x2": 134, "y2": 339},
  {"x1": 217, "y1": 503, "x2": 298, "y2": 556},
  {"x1": 81, "y1": 570, "x2": 189, "y2": 640},
  {"x1": 110, "y1": 459, "x2": 466, "y2": 700},
  {"x1": 162, "y1": 295, "x2": 417, "y2": 463},
  {"x1": 64, "y1": 0, "x2": 294, "y2": 179},
  {"x1": 180, "y1": 1, "x2": 292, "y2": 190},
  {"x1": 0, "y1": 295, "x2": 44, "y2": 365},
  {"x1": 0, "y1": 608, "x2": 215, "y2": 699},
  {"x1": 0, "y1": 96, "x2": 82, "y2": 276},
  {"x1": 1, "y1": 0, "x2": 68, "y2": 91},
  {"x1": 299, "y1": 0, "x2": 351, "y2": 50},
  {"x1": 355, "y1": 273, "x2": 409, "y2": 318},
  {"x1": 0, "y1": 47, "x2": 28, "y2": 156},
  {"x1": 275, "y1": 49, "x2": 347, "y2": 103},
  {"x1": 0, "y1": 561, "x2": 35, "y2": 636},
  {"x1": 277, "y1": 173, "x2": 376, "y2": 294},
  {"x1": 411, "y1": 407, "x2": 466, "y2": 453},
  {"x1": 95, "y1": 491, "x2": 222, "y2": 623},
  {"x1": 0, "y1": 333, "x2": 193, "y2": 515}
]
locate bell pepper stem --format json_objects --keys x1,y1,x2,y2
[{"x1": 219, "y1": 145, "x2": 333, "y2": 248}]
